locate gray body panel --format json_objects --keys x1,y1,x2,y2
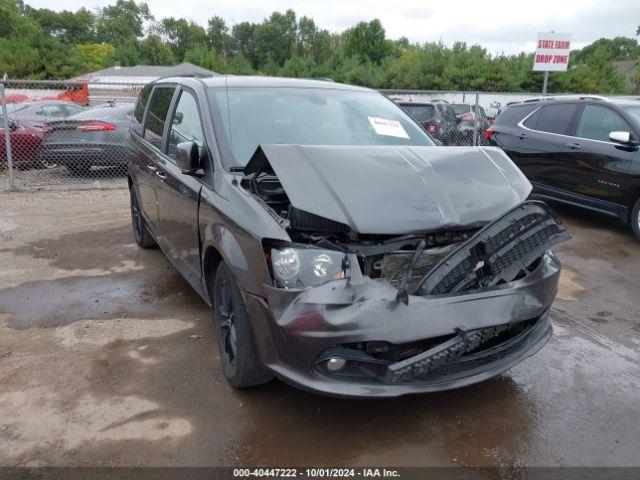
[{"x1": 250, "y1": 145, "x2": 532, "y2": 234}]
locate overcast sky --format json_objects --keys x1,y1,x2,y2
[{"x1": 28, "y1": 0, "x2": 640, "y2": 55}]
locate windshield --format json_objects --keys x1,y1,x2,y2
[
  {"x1": 401, "y1": 104, "x2": 436, "y2": 123},
  {"x1": 622, "y1": 105, "x2": 640, "y2": 128},
  {"x1": 208, "y1": 87, "x2": 434, "y2": 168}
]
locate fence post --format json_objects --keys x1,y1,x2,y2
[
  {"x1": 0, "y1": 83, "x2": 17, "y2": 191},
  {"x1": 473, "y1": 91, "x2": 480, "y2": 147}
]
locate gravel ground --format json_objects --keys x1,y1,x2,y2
[{"x1": 0, "y1": 188, "x2": 639, "y2": 468}]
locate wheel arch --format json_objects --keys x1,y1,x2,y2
[
  {"x1": 202, "y1": 245, "x2": 224, "y2": 303},
  {"x1": 626, "y1": 185, "x2": 640, "y2": 223}
]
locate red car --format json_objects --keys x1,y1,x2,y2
[{"x1": 0, "y1": 117, "x2": 44, "y2": 168}]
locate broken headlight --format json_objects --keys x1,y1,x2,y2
[{"x1": 269, "y1": 246, "x2": 350, "y2": 288}]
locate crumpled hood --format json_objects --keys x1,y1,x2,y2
[{"x1": 245, "y1": 145, "x2": 532, "y2": 235}]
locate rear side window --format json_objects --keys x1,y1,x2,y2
[
  {"x1": 401, "y1": 105, "x2": 436, "y2": 123},
  {"x1": 39, "y1": 105, "x2": 67, "y2": 118},
  {"x1": 533, "y1": 103, "x2": 578, "y2": 135},
  {"x1": 144, "y1": 87, "x2": 175, "y2": 149},
  {"x1": 495, "y1": 104, "x2": 539, "y2": 126},
  {"x1": 576, "y1": 105, "x2": 631, "y2": 142},
  {"x1": 132, "y1": 84, "x2": 152, "y2": 134}
]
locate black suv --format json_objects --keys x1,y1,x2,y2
[
  {"x1": 488, "y1": 96, "x2": 640, "y2": 239},
  {"x1": 127, "y1": 76, "x2": 568, "y2": 397},
  {"x1": 397, "y1": 101, "x2": 460, "y2": 145}
]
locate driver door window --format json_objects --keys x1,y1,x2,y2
[
  {"x1": 576, "y1": 105, "x2": 632, "y2": 142},
  {"x1": 167, "y1": 91, "x2": 205, "y2": 159}
]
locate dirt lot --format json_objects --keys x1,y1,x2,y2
[{"x1": 0, "y1": 187, "x2": 639, "y2": 468}]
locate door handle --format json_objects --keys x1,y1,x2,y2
[
  {"x1": 566, "y1": 142, "x2": 582, "y2": 150},
  {"x1": 155, "y1": 171, "x2": 167, "y2": 180},
  {"x1": 146, "y1": 163, "x2": 157, "y2": 171},
  {"x1": 516, "y1": 133, "x2": 526, "y2": 139}
]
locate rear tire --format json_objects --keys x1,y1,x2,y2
[
  {"x1": 130, "y1": 187, "x2": 156, "y2": 248},
  {"x1": 212, "y1": 262, "x2": 273, "y2": 388},
  {"x1": 39, "y1": 158, "x2": 58, "y2": 169},
  {"x1": 631, "y1": 198, "x2": 640, "y2": 241},
  {"x1": 67, "y1": 164, "x2": 91, "y2": 176}
]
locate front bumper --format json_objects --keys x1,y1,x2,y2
[{"x1": 245, "y1": 251, "x2": 561, "y2": 398}]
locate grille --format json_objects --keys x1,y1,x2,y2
[
  {"x1": 418, "y1": 202, "x2": 570, "y2": 296},
  {"x1": 378, "y1": 244, "x2": 458, "y2": 290},
  {"x1": 405, "y1": 320, "x2": 534, "y2": 382}
]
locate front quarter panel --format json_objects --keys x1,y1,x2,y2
[{"x1": 199, "y1": 171, "x2": 290, "y2": 297}]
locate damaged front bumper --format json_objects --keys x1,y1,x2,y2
[{"x1": 245, "y1": 202, "x2": 568, "y2": 398}]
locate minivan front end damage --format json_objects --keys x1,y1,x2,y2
[{"x1": 240, "y1": 145, "x2": 570, "y2": 397}]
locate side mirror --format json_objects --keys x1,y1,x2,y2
[
  {"x1": 175, "y1": 141, "x2": 201, "y2": 174},
  {"x1": 609, "y1": 131, "x2": 637, "y2": 146}
]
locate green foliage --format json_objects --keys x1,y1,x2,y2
[
  {"x1": 207, "y1": 16, "x2": 231, "y2": 58},
  {"x1": 0, "y1": 1, "x2": 637, "y2": 95},
  {"x1": 96, "y1": 0, "x2": 152, "y2": 46},
  {"x1": 184, "y1": 45, "x2": 223, "y2": 72},
  {"x1": 280, "y1": 54, "x2": 316, "y2": 78},
  {"x1": 228, "y1": 53, "x2": 254, "y2": 75},
  {"x1": 159, "y1": 17, "x2": 207, "y2": 60},
  {"x1": 343, "y1": 19, "x2": 393, "y2": 64},
  {"x1": 139, "y1": 35, "x2": 175, "y2": 65}
]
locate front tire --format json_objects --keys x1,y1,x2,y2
[
  {"x1": 212, "y1": 263, "x2": 273, "y2": 388},
  {"x1": 130, "y1": 187, "x2": 156, "y2": 248},
  {"x1": 631, "y1": 198, "x2": 640, "y2": 241}
]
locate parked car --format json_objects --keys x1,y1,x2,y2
[
  {"x1": 0, "y1": 116, "x2": 44, "y2": 168},
  {"x1": 487, "y1": 96, "x2": 640, "y2": 240},
  {"x1": 7, "y1": 100, "x2": 86, "y2": 129},
  {"x1": 396, "y1": 101, "x2": 460, "y2": 145},
  {"x1": 128, "y1": 76, "x2": 569, "y2": 398},
  {"x1": 451, "y1": 103, "x2": 491, "y2": 145},
  {"x1": 41, "y1": 103, "x2": 136, "y2": 175}
]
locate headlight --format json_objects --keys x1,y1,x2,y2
[{"x1": 269, "y1": 246, "x2": 350, "y2": 288}]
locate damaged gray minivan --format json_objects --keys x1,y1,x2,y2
[{"x1": 128, "y1": 76, "x2": 570, "y2": 397}]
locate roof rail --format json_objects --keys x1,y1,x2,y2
[
  {"x1": 156, "y1": 72, "x2": 217, "y2": 81},
  {"x1": 513, "y1": 94, "x2": 610, "y2": 105}
]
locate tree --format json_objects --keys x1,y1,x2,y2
[
  {"x1": 159, "y1": 17, "x2": 207, "y2": 60},
  {"x1": 254, "y1": 10, "x2": 298, "y2": 67},
  {"x1": 73, "y1": 43, "x2": 115, "y2": 71},
  {"x1": 573, "y1": 37, "x2": 640, "y2": 63},
  {"x1": 297, "y1": 16, "x2": 332, "y2": 64},
  {"x1": 207, "y1": 16, "x2": 231, "y2": 58},
  {"x1": 280, "y1": 54, "x2": 316, "y2": 77},
  {"x1": 228, "y1": 53, "x2": 254, "y2": 75},
  {"x1": 566, "y1": 45, "x2": 626, "y2": 93},
  {"x1": 231, "y1": 22, "x2": 257, "y2": 67},
  {"x1": 96, "y1": 0, "x2": 152, "y2": 46},
  {"x1": 184, "y1": 45, "x2": 223, "y2": 72},
  {"x1": 343, "y1": 19, "x2": 393, "y2": 64},
  {"x1": 0, "y1": 0, "x2": 40, "y2": 39},
  {"x1": 26, "y1": 7, "x2": 96, "y2": 44},
  {"x1": 0, "y1": 38, "x2": 41, "y2": 77},
  {"x1": 140, "y1": 34, "x2": 175, "y2": 65},
  {"x1": 108, "y1": 43, "x2": 142, "y2": 66}
]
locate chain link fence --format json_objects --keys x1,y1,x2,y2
[
  {"x1": 0, "y1": 79, "x2": 143, "y2": 191},
  {"x1": 1, "y1": 79, "x2": 628, "y2": 191}
]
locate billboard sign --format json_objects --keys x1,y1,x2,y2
[{"x1": 533, "y1": 32, "x2": 571, "y2": 72}]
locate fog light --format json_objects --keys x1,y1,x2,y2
[{"x1": 326, "y1": 357, "x2": 346, "y2": 372}]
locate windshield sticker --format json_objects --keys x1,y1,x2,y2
[{"x1": 368, "y1": 116, "x2": 409, "y2": 139}]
